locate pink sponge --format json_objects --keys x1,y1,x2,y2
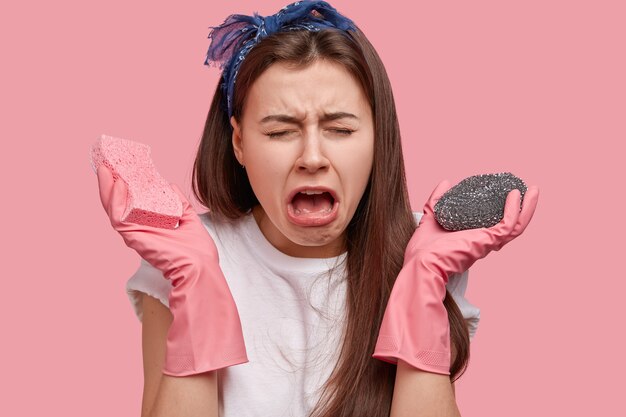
[{"x1": 90, "y1": 134, "x2": 183, "y2": 229}]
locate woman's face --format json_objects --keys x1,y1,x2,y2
[{"x1": 231, "y1": 59, "x2": 374, "y2": 258}]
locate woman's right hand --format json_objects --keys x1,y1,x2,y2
[
  {"x1": 96, "y1": 164, "x2": 249, "y2": 376},
  {"x1": 96, "y1": 164, "x2": 219, "y2": 279}
]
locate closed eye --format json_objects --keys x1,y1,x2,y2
[
  {"x1": 265, "y1": 129, "x2": 355, "y2": 139},
  {"x1": 330, "y1": 129, "x2": 354, "y2": 136},
  {"x1": 266, "y1": 131, "x2": 290, "y2": 139}
]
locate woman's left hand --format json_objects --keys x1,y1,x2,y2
[
  {"x1": 372, "y1": 179, "x2": 539, "y2": 374},
  {"x1": 407, "y1": 179, "x2": 540, "y2": 277}
]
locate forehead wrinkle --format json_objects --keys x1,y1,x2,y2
[
  {"x1": 258, "y1": 90, "x2": 361, "y2": 125},
  {"x1": 249, "y1": 61, "x2": 366, "y2": 125},
  {"x1": 259, "y1": 111, "x2": 360, "y2": 125}
]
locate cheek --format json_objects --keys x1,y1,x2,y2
[
  {"x1": 342, "y1": 140, "x2": 374, "y2": 176},
  {"x1": 250, "y1": 150, "x2": 292, "y2": 180},
  {"x1": 244, "y1": 145, "x2": 292, "y2": 199},
  {"x1": 336, "y1": 141, "x2": 374, "y2": 201}
]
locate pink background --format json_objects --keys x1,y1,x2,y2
[{"x1": 2, "y1": 0, "x2": 624, "y2": 415}]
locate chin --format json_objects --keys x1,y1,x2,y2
[{"x1": 289, "y1": 220, "x2": 344, "y2": 244}]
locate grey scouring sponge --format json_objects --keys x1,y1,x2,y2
[{"x1": 433, "y1": 172, "x2": 527, "y2": 231}]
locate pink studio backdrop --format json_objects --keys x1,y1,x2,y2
[{"x1": 2, "y1": 0, "x2": 623, "y2": 415}]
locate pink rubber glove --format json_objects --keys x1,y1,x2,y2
[
  {"x1": 96, "y1": 164, "x2": 249, "y2": 376},
  {"x1": 372, "y1": 179, "x2": 539, "y2": 374}
]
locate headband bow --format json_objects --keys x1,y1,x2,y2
[{"x1": 204, "y1": 1, "x2": 357, "y2": 120}]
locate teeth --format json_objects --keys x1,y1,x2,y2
[
  {"x1": 294, "y1": 206, "x2": 332, "y2": 215},
  {"x1": 291, "y1": 189, "x2": 335, "y2": 217}
]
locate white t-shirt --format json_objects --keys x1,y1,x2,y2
[{"x1": 126, "y1": 210, "x2": 480, "y2": 416}]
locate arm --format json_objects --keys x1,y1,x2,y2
[
  {"x1": 389, "y1": 359, "x2": 461, "y2": 417},
  {"x1": 140, "y1": 293, "x2": 218, "y2": 417}
]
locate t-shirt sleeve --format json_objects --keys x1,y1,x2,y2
[
  {"x1": 447, "y1": 269, "x2": 481, "y2": 341},
  {"x1": 125, "y1": 258, "x2": 173, "y2": 322},
  {"x1": 412, "y1": 210, "x2": 481, "y2": 341}
]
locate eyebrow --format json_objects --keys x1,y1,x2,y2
[{"x1": 259, "y1": 112, "x2": 359, "y2": 124}]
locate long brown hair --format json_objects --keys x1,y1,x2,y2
[{"x1": 192, "y1": 27, "x2": 470, "y2": 417}]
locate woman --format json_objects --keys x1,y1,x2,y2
[{"x1": 96, "y1": 1, "x2": 538, "y2": 416}]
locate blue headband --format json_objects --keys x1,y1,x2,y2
[{"x1": 204, "y1": 0, "x2": 357, "y2": 120}]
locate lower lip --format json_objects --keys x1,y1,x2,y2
[{"x1": 286, "y1": 199, "x2": 339, "y2": 226}]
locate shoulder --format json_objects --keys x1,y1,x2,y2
[
  {"x1": 197, "y1": 210, "x2": 253, "y2": 256},
  {"x1": 197, "y1": 210, "x2": 244, "y2": 235},
  {"x1": 198, "y1": 210, "x2": 219, "y2": 234},
  {"x1": 197, "y1": 210, "x2": 232, "y2": 245}
]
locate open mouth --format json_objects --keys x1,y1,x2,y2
[{"x1": 290, "y1": 191, "x2": 335, "y2": 216}]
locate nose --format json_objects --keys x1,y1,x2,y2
[{"x1": 295, "y1": 129, "x2": 330, "y2": 174}]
